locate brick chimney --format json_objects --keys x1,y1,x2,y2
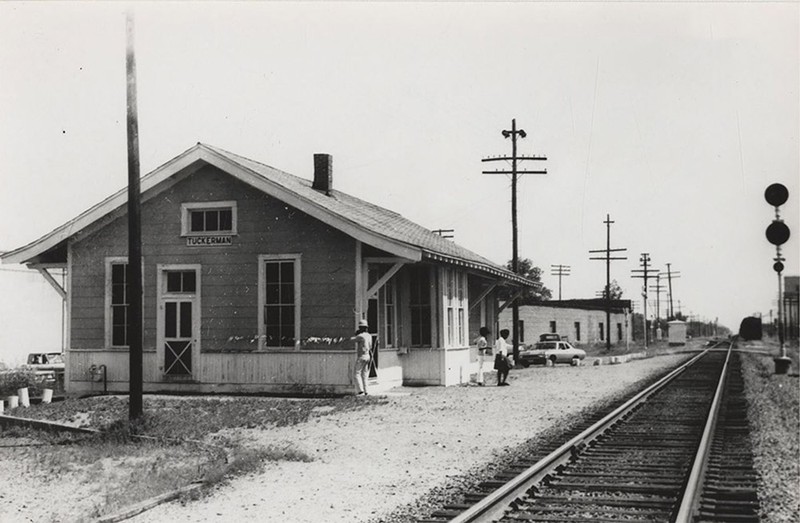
[{"x1": 313, "y1": 153, "x2": 333, "y2": 195}]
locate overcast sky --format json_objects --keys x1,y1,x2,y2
[{"x1": 0, "y1": 1, "x2": 797, "y2": 362}]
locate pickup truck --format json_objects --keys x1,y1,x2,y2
[
  {"x1": 25, "y1": 352, "x2": 65, "y2": 392},
  {"x1": 517, "y1": 340, "x2": 586, "y2": 367}
]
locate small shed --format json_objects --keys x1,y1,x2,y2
[{"x1": 668, "y1": 320, "x2": 687, "y2": 346}]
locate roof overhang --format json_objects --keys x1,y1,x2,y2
[
  {"x1": 1, "y1": 144, "x2": 423, "y2": 265},
  {"x1": 422, "y1": 251, "x2": 540, "y2": 288}
]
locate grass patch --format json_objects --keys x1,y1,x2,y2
[{"x1": 1, "y1": 393, "x2": 385, "y2": 520}]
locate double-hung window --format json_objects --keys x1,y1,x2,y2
[
  {"x1": 105, "y1": 257, "x2": 141, "y2": 348},
  {"x1": 409, "y1": 266, "x2": 432, "y2": 347},
  {"x1": 258, "y1": 255, "x2": 301, "y2": 349},
  {"x1": 442, "y1": 267, "x2": 468, "y2": 347}
]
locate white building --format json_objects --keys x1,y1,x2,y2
[{"x1": 499, "y1": 299, "x2": 632, "y2": 346}]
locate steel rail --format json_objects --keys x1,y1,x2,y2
[
  {"x1": 674, "y1": 339, "x2": 735, "y2": 522},
  {"x1": 449, "y1": 348, "x2": 712, "y2": 523}
]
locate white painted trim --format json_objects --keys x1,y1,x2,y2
[
  {"x1": 180, "y1": 200, "x2": 238, "y2": 236},
  {"x1": 257, "y1": 254, "x2": 302, "y2": 351},
  {"x1": 365, "y1": 262, "x2": 406, "y2": 300},
  {"x1": 65, "y1": 244, "x2": 72, "y2": 386},
  {"x1": 156, "y1": 264, "x2": 202, "y2": 378},
  {"x1": 355, "y1": 241, "x2": 363, "y2": 327},
  {"x1": 35, "y1": 267, "x2": 66, "y2": 300},
  {"x1": 104, "y1": 257, "x2": 129, "y2": 349}
]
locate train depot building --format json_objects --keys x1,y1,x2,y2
[
  {"x1": 499, "y1": 299, "x2": 632, "y2": 346},
  {"x1": 1, "y1": 143, "x2": 535, "y2": 395}
]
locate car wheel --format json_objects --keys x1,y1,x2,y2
[
  {"x1": 549, "y1": 355, "x2": 558, "y2": 365},
  {"x1": 521, "y1": 360, "x2": 530, "y2": 368}
]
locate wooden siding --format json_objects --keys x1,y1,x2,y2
[
  {"x1": 69, "y1": 165, "x2": 358, "y2": 358},
  {"x1": 402, "y1": 347, "x2": 443, "y2": 385},
  {"x1": 68, "y1": 349, "x2": 356, "y2": 393}
]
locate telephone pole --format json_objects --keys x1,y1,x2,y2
[
  {"x1": 665, "y1": 263, "x2": 681, "y2": 320},
  {"x1": 589, "y1": 214, "x2": 627, "y2": 351},
  {"x1": 550, "y1": 264, "x2": 571, "y2": 300},
  {"x1": 649, "y1": 274, "x2": 666, "y2": 338},
  {"x1": 482, "y1": 119, "x2": 547, "y2": 364},
  {"x1": 126, "y1": 12, "x2": 143, "y2": 422},
  {"x1": 631, "y1": 253, "x2": 660, "y2": 349}
]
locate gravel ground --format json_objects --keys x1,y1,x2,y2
[
  {"x1": 740, "y1": 340, "x2": 800, "y2": 523},
  {"x1": 8, "y1": 345, "x2": 789, "y2": 523},
  {"x1": 123, "y1": 354, "x2": 691, "y2": 523}
]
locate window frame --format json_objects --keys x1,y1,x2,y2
[
  {"x1": 181, "y1": 200, "x2": 238, "y2": 237},
  {"x1": 257, "y1": 254, "x2": 302, "y2": 351},
  {"x1": 104, "y1": 257, "x2": 144, "y2": 349},
  {"x1": 382, "y1": 278, "x2": 398, "y2": 348},
  {"x1": 409, "y1": 265, "x2": 433, "y2": 348},
  {"x1": 441, "y1": 267, "x2": 468, "y2": 348}
]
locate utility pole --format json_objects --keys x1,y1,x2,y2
[
  {"x1": 631, "y1": 253, "x2": 659, "y2": 349},
  {"x1": 550, "y1": 264, "x2": 571, "y2": 300},
  {"x1": 482, "y1": 119, "x2": 547, "y2": 364},
  {"x1": 589, "y1": 214, "x2": 627, "y2": 351},
  {"x1": 649, "y1": 274, "x2": 666, "y2": 339},
  {"x1": 665, "y1": 263, "x2": 681, "y2": 320},
  {"x1": 126, "y1": 13, "x2": 143, "y2": 422}
]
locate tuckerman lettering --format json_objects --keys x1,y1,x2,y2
[{"x1": 186, "y1": 235, "x2": 232, "y2": 246}]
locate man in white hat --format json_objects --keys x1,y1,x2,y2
[{"x1": 353, "y1": 319, "x2": 372, "y2": 395}]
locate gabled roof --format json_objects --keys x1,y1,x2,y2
[{"x1": 1, "y1": 143, "x2": 535, "y2": 287}]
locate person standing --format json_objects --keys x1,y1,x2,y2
[
  {"x1": 494, "y1": 329, "x2": 511, "y2": 386},
  {"x1": 475, "y1": 327, "x2": 491, "y2": 386},
  {"x1": 353, "y1": 319, "x2": 372, "y2": 395}
]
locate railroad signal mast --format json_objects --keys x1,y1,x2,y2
[
  {"x1": 550, "y1": 264, "x2": 571, "y2": 300},
  {"x1": 665, "y1": 263, "x2": 681, "y2": 320},
  {"x1": 589, "y1": 214, "x2": 627, "y2": 352},
  {"x1": 483, "y1": 119, "x2": 547, "y2": 364},
  {"x1": 764, "y1": 182, "x2": 791, "y2": 373},
  {"x1": 631, "y1": 253, "x2": 660, "y2": 349}
]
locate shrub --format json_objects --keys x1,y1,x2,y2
[{"x1": 0, "y1": 368, "x2": 43, "y2": 397}]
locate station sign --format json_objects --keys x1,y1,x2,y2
[{"x1": 186, "y1": 235, "x2": 232, "y2": 247}]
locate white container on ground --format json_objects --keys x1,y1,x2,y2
[
  {"x1": 42, "y1": 388, "x2": 54, "y2": 403},
  {"x1": 7, "y1": 395, "x2": 19, "y2": 409},
  {"x1": 0, "y1": 399, "x2": 4, "y2": 415},
  {"x1": 17, "y1": 387, "x2": 29, "y2": 407}
]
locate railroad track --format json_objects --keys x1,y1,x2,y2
[{"x1": 420, "y1": 340, "x2": 761, "y2": 523}]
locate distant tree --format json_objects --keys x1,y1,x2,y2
[
  {"x1": 598, "y1": 279, "x2": 624, "y2": 299},
  {"x1": 499, "y1": 258, "x2": 552, "y2": 303}
]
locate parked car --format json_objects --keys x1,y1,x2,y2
[
  {"x1": 539, "y1": 333, "x2": 562, "y2": 342},
  {"x1": 518, "y1": 340, "x2": 586, "y2": 367},
  {"x1": 24, "y1": 352, "x2": 65, "y2": 392}
]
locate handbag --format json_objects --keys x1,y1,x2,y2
[{"x1": 493, "y1": 353, "x2": 504, "y2": 370}]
